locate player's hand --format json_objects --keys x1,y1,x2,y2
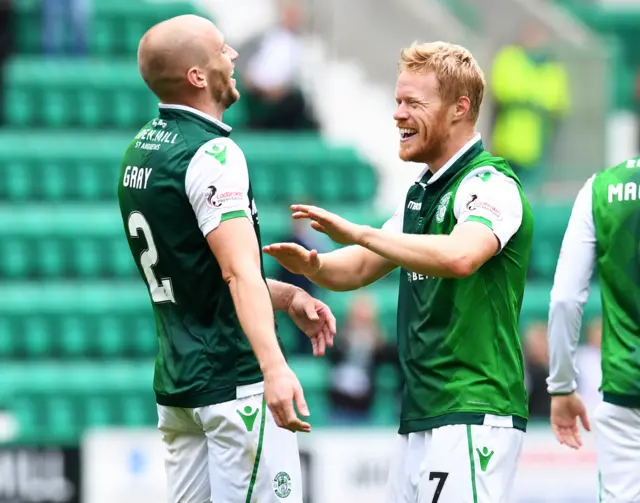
[
  {"x1": 550, "y1": 393, "x2": 591, "y2": 449},
  {"x1": 263, "y1": 363, "x2": 311, "y2": 433},
  {"x1": 290, "y1": 204, "x2": 364, "y2": 246},
  {"x1": 287, "y1": 289, "x2": 336, "y2": 357},
  {"x1": 262, "y1": 242, "x2": 321, "y2": 277}
]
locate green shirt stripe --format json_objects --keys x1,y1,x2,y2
[
  {"x1": 245, "y1": 396, "x2": 267, "y2": 503},
  {"x1": 221, "y1": 210, "x2": 247, "y2": 222},
  {"x1": 466, "y1": 425, "x2": 479, "y2": 503},
  {"x1": 465, "y1": 215, "x2": 493, "y2": 230}
]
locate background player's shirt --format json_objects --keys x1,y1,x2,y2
[
  {"x1": 383, "y1": 135, "x2": 533, "y2": 434},
  {"x1": 118, "y1": 104, "x2": 269, "y2": 408},
  {"x1": 548, "y1": 158, "x2": 640, "y2": 408}
]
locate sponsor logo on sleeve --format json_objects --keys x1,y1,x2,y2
[
  {"x1": 465, "y1": 193, "x2": 502, "y2": 220},
  {"x1": 205, "y1": 184, "x2": 244, "y2": 209}
]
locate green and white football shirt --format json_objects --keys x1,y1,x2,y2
[
  {"x1": 118, "y1": 104, "x2": 271, "y2": 408},
  {"x1": 548, "y1": 157, "x2": 640, "y2": 407},
  {"x1": 383, "y1": 134, "x2": 533, "y2": 434}
]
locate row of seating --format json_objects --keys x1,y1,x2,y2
[
  {"x1": 1, "y1": 359, "x2": 401, "y2": 442},
  {"x1": 4, "y1": 58, "x2": 248, "y2": 129},
  {"x1": 0, "y1": 202, "x2": 384, "y2": 277},
  {"x1": 0, "y1": 132, "x2": 378, "y2": 203},
  {"x1": 0, "y1": 280, "x2": 602, "y2": 361},
  {"x1": 14, "y1": 0, "x2": 199, "y2": 57},
  {"x1": 0, "y1": 310, "x2": 304, "y2": 360},
  {"x1": 0, "y1": 201, "x2": 572, "y2": 279}
]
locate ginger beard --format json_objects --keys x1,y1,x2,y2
[{"x1": 398, "y1": 104, "x2": 452, "y2": 165}]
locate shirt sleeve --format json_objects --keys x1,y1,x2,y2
[
  {"x1": 453, "y1": 166, "x2": 523, "y2": 251},
  {"x1": 185, "y1": 137, "x2": 251, "y2": 237},
  {"x1": 546, "y1": 175, "x2": 596, "y2": 395},
  {"x1": 381, "y1": 196, "x2": 406, "y2": 234}
]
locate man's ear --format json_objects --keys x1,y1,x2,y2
[{"x1": 452, "y1": 95, "x2": 471, "y2": 123}]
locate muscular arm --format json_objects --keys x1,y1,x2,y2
[
  {"x1": 358, "y1": 221, "x2": 499, "y2": 278},
  {"x1": 208, "y1": 218, "x2": 285, "y2": 372},
  {"x1": 310, "y1": 246, "x2": 397, "y2": 292}
]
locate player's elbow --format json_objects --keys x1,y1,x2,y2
[{"x1": 445, "y1": 254, "x2": 477, "y2": 278}]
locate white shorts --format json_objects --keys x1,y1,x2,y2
[
  {"x1": 386, "y1": 424, "x2": 524, "y2": 503},
  {"x1": 157, "y1": 383, "x2": 302, "y2": 503},
  {"x1": 594, "y1": 401, "x2": 640, "y2": 503}
]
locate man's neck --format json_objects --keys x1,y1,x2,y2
[
  {"x1": 427, "y1": 131, "x2": 477, "y2": 175},
  {"x1": 167, "y1": 97, "x2": 225, "y2": 122}
]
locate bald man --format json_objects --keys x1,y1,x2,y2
[{"x1": 117, "y1": 15, "x2": 335, "y2": 503}]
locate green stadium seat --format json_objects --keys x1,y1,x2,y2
[
  {"x1": 289, "y1": 357, "x2": 331, "y2": 425},
  {"x1": 60, "y1": 316, "x2": 91, "y2": 358},
  {"x1": 530, "y1": 204, "x2": 572, "y2": 279},
  {"x1": 23, "y1": 317, "x2": 53, "y2": 358}
]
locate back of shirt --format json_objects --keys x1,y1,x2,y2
[
  {"x1": 592, "y1": 158, "x2": 640, "y2": 406},
  {"x1": 117, "y1": 104, "x2": 265, "y2": 408}
]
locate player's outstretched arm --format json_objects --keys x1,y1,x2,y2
[
  {"x1": 288, "y1": 168, "x2": 524, "y2": 278},
  {"x1": 285, "y1": 204, "x2": 499, "y2": 279},
  {"x1": 263, "y1": 242, "x2": 397, "y2": 292},
  {"x1": 207, "y1": 217, "x2": 311, "y2": 433},
  {"x1": 265, "y1": 279, "x2": 337, "y2": 357}
]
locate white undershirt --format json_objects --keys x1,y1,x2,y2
[{"x1": 546, "y1": 176, "x2": 597, "y2": 394}]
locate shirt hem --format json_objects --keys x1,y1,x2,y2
[
  {"x1": 399, "y1": 412, "x2": 528, "y2": 434},
  {"x1": 155, "y1": 376, "x2": 264, "y2": 408},
  {"x1": 603, "y1": 392, "x2": 640, "y2": 408}
]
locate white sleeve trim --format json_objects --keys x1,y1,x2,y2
[
  {"x1": 453, "y1": 166, "x2": 523, "y2": 251},
  {"x1": 546, "y1": 175, "x2": 596, "y2": 395},
  {"x1": 185, "y1": 137, "x2": 251, "y2": 237}
]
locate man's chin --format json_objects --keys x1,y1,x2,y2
[
  {"x1": 398, "y1": 146, "x2": 419, "y2": 163},
  {"x1": 223, "y1": 89, "x2": 241, "y2": 109}
]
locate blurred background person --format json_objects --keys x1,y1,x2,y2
[
  {"x1": 490, "y1": 25, "x2": 570, "y2": 197},
  {"x1": 523, "y1": 321, "x2": 551, "y2": 419},
  {"x1": 42, "y1": 0, "x2": 90, "y2": 55},
  {"x1": 328, "y1": 294, "x2": 397, "y2": 425},
  {"x1": 235, "y1": 0, "x2": 317, "y2": 130}
]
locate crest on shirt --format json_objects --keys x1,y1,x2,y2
[{"x1": 435, "y1": 192, "x2": 452, "y2": 223}]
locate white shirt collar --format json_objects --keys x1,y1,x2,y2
[
  {"x1": 416, "y1": 133, "x2": 482, "y2": 185},
  {"x1": 158, "y1": 103, "x2": 232, "y2": 133}
]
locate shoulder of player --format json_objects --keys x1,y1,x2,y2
[
  {"x1": 185, "y1": 137, "x2": 248, "y2": 174},
  {"x1": 456, "y1": 165, "x2": 518, "y2": 196},
  {"x1": 453, "y1": 166, "x2": 522, "y2": 218}
]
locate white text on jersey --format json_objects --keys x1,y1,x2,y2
[
  {"x1": 123, "y1": 166, "x2": 152, "y2": 190},
  {"x1": 608, "y1": 182, "x2": 640, "y2": 203}
]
